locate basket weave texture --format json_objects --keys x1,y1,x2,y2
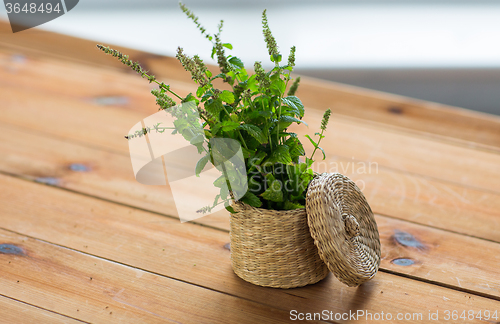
[
  {"x1": 306, "y1": 173, "x2": 381, "y2": 287},
  {"x1": 230, "y1": 202, "x2": 329, "y2": 288}
]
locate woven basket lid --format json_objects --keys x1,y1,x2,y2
[{"x1": 305, "y1": 173, "x2": 381, "y2": 287}]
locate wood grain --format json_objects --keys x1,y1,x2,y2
[
  {"x1": 295, "y1": 107, "x2": 500, "y2": 193},
  {"x1": 2, "y1": 20, "x2": 500, "y2": 323},
  {"x1": 3, "y1": 123, "x2": 500, "y2": 292},
  {"x1": 1, "y1": 50, "x2": 499, "y2": 198},
  {"x1": 1, "y1": 122, "x2": 500, "y2": 242},
  {"x1": 1, "y1": 174, "x2": 500, "y2": 321},
  {"x1": 0, "y1": 295, "x2": 85, "y2": 324},
  {"x1": 295, "y1": 76, "x2": 500, "y2": 152},
  {"x1": 319, "y1": 156, "x2": 500, "y2": 243},
  {"x1": 377, "y1": 217, "x2": 500, "y2": 300},
  {"x1": 0, "y1": 123, "x2": 230, "y2": 229},
  {"x1": 0, "y1": 229, "x2": 297, "y2": 324},
  {"x1": 1, "y1": 20, "x2": 500, "y2": 151}
]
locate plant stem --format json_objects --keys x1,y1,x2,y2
[
  {"x1": 221, "y1": 105, "x2": 248, "y2": 150},
  {"x1": 309, "y1": 129, "x2": 325, "y2": 161}
]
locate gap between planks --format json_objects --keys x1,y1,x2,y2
[
  {"x1": 1, "y1": 120, "x2": 499, "y2": 243},
  {"x1": 0, "y1": 293, "x2": 89, "y2": 324},
  {"x1": 2, "y1": 166, "x2": 500, "y2": 249},
  {"x1": 1, "y1": 22, "x2": 499, "y2": 152},
  {"x1": 0, "y1": 47, "x2": 497, "y2": 158},
  {"x1": 1, "y1": 173, "x2": 500, "y2": 308},
  {"x1": 0, "y1": 228, "x2": 303, "y2": 324},
  {"x1": 1, "y1": 70, "x2": 499, "y2": 196},
  {"x1": 0, "y1": 227, "x2": 316, "y2": 324},
  {"x1": 1, "y1": 40, "x2": 500, "y2": 156}
]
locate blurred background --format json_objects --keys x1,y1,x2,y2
[{"x1": 3, "y1": 0, "x2": 500, "y2": 115}]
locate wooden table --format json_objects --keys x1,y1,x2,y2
[{"x1": 1, "y1": 20, "x2": 500, "y2": 323}]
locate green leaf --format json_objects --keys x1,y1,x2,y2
[
  {"x1": 205, "y1": 70, "x2": 213, "y2": 78},
  {"x1": 270, "y1": 78, "x2": 286, "y2": 96},
  {"x1": 182, "y1": 93, "x2": 199, "y2": 105},
  {"x1": 230, "y1": 113, "x2": 239, "y2": 122},
  {"x1": 210, "y1": 73, "x2": 226, "y2": 81},
  {"x1": 205, "y1": 98, "x2": 223, "y2": 117},
  {"x1": 297, "y1": 169, "x2": 314, "y2": 194},
  {"x1": 221, "y1": 121, "x2": 240, "y2": 132},
  {"x1": 220, "y1": 183, "x2": 229, "y2": 200},
  {"x1": 279, "y1": 115, "x2": 307, "y2": 127},
  {"x1": 196, "y1": 86, "x2": 206, "y2": 98},
  {"x1": 304, "y1": 134, "x2": 318, "y2": 147},
  {"x1": 195, "y1": 154, "x2": 211, "y2": 177},
  {"x1": 250, "y1": 151, "x2": 267, "y2": 165},
  {"x1": 220, "y1": 90, "x2": 235, "y2": 104},
  {"x1": 283, "y1": 201, "x2": 304, "y2": 210},
  {"x1": 317, "y1": 146, "x2": 326, "y2": 160},
  {"x1": 283, "y1": 96, "x2": 304, "y2": 118},
  {"x1": 213, "y1": 174, "x2": 226, "y2": 188},
  {"x1": 286, "y1": 162, "x2": 308, "y2": 179},
  {"x1": 223, "y1": 43, "x2": 233, "y2": 50},
  {"x1": 270, "y1": 54, "x2": 282, "y2": 63},
  {"x1": 314, "y1": 132, "x2": 325, "y2": 140},
  {"x1": 189, "y1": 133, "x2": 205, "y2": 145},
  {"x1": 201, "y1": 94, "x2": 211, "y2": 102},
  {"x1": 228, "y1": 56, "x2": 244, "y2": 69},
  {"x1": 261, "y1": 179, "x2": 284, "y2": 202},
  {"x1": 253, "y1": 95, "x2": 269, "y2": 111},
  {"x1": 258, "y1": 110, "x2": 273, "y2": 118},
  {"x1": 281, "y1": 104, "x2": 300, "y2": 118},
  {"x1": 241, "y1": 191, "x2": 262, "y2": 208},
  {"x1": 238, "y1": 124, "x2": 268, "y2": 144},
  {"x1": 247, "y1": 75, "x2": 258, "y2": 92},
  {"x1": 290, "y1": 143, "x2": 305, "y2": 159},
  {"x1": 267, "y1": 145, "x2": 292, "y2": 165},
  {"x1": 237, "y1": 71, "x2": 249, "y2": 82},
  {"x1": 285, "y1": 136, "x2": 305, "y2": 158},
  {"x1": 212, "y1": 120, "x2": 240, "y2": 135},
  {"x1": 225, "y1": 205, "x2": 236, "y2": 213},
  {"x1": 264, "y1": 173, "x2": 275, "y2": 182},
  {"x1": 248, "y1": 175, "x2": 262, "y2": 192},
  {"x1": 241, "y1": 146, "x2": 256, "y2": 159},
  {"x1": 225, "y1": 72, "x2": 235, "y2": 86}
]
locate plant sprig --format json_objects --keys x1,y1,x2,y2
[{"x1": 97, "y1": 3, "x2": 332, "y2": 212}]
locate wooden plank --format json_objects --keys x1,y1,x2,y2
[
  {"x1": 0, "y1": 229, "x2": 296, "y2": 324},
  {"x1": 295, "y1": 76, "x2": 500, "y2": 152},
  {"x1": 0, "y1": 123, "x2": 229, "y2": 229},
  {"x1": 0, "y1": 125, "x2": 229, "y2": 229},
  {"x1": 1, "y1": 49, "x2": 499, "y2": 194},
  {"x1": 0, "y1": 20, "x2": 193, "y2": 85},
  {"x1": 321, "y1": 156, "x2": 500, "y2": 243},
  {"x1": 1, "y1": 54, "x2": 500, "y2": 197},
  {"x1": 1, "y1": 174, "x2": 500, "y2": 322},
  {"x1": 0, "y1": 295, "x2": 85, "y2": 324},
  {"x1": 2, "y1": 17, "x2": 500, "y2": 323},
  {"x1": 294, "y1": 108, "x2": 500, "y2": 193},
  {"x1": 1, "y1": 123, "x2": 500, "y2": 242},
  {"x1": 377, "y1": 216, "x2": 500, "y2": 299},
  {"x1": 1, "y1": 20, "x2": 500, "y2": 150}
]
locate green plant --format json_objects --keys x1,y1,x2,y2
[{"x1": 97, "y1": 3, "x2": 331, "y2": 212}]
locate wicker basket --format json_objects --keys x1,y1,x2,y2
[
  {"x1": 230, "y1": 202, "x2": 329, "y2": 288},
  {"x1": 229, "y1": 173, "x2": 381, "y2": 289}
]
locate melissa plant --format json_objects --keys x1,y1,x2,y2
[{"x1": 98, "y1": 3, "x2": 331, "y2": 212}]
